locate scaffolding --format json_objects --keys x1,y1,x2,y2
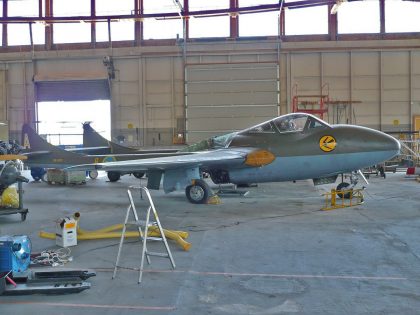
[{"x1": 292, "y1": 83, "x2": 329, "y2": 120}]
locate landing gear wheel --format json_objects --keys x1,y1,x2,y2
[
  {"x1": 107, "y1": 171, "x2": 121, "y2": 182},
  {"x1": 89, "y1": 170, "x2": 99, "y2": 179},
  {"x1": 336, "y1": 182, "x2": 351, "y2": 199},
  {"x1": 185, "y1": 179, "x2": 210, "y2": 204},
  {"x1": 133, "y1": 172, "x2": 144, "y2": 179},
  {"x1": 31, "y1": 167, "x2": 46, "y2": 182},
  {"x1": 41, "y1": 173, "x2": 48, "y2": 182}
]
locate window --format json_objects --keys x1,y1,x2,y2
[
  {"x1": 248, "y1": 121, "x2": 276, "y2": 134},
  {"x1": 239, "y1": 0, "x2": 279, "y2": 37},
  {"x1": 386, "y1": 0, "x2": 420, "y2": 33},
  {"x1": 53, "y1": 0, "x2": 91, "y2": 44},
  {"x1": 8, "y1": 0, "x2": 44, "y2": 45},
  {"x1": 272, "y1": 114, "x2": 322, "y2": 133},
  {"x1": 189, "y1": 0, "x2": 230, "y2": 11},
  {"x1": 143, "y1": 0, "x2": 182, "y2": 40},
  {"x1": 189, "y1": 0, "x2": 230, "y2": 38},
  {"x1": 285, "y1": 3, "x2": 328, "y2": 35},
  {"x1": 239, "y1": 12, "x2": 279, "y2": 37},
  {"x1": 143, "y1": 19, "x2": 183, "y2": 40},
  {"x1": 95, "y1": 0, "x2": 134, "y2": 42},
  {"x1": 96, "y1": 21, "x2": 135, "y2": 42},
  {"x1": 189, "y1": 16, "x2": 230, "y2": 38},
  {"x1": 338, "y1": 0, "x2": 380, "y2": 34}
]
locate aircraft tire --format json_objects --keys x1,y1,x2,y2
[
  {"x1": 107, "y1": 171, "x2": 121, "y2": 182},
  {"x1": 336, "y1": 182, "x2": 351, "y2": 199},
  {"x1": 31, "y1": 167, "x2": 46, "y2": 182},
  {"x1": 133, "y1": 172, "x2": 144, "y2": 179},
  {"x1": 89, "y1": 170, "x2": 99, "y2": 179},
  {"x1": 185, "y1": 179, "x2": 209, "y2": 204}
]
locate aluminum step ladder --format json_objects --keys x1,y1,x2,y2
[{"x1": 112, "y1": 186, "x2": 176, "y2": 283}]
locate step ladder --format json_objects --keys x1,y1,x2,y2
[{"x1": 112, "y1": 186, "x2": 176, "y2": 283}]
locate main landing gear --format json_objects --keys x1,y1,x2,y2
[
  {"x1": 107, "y1": 171, "x2": 121, "y2": 182},
  {"x1": 185, "y1": 179, "x2": 212, "y2": 204}
]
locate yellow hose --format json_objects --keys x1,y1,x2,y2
[
  {"x1": 40, "y1": 213, "x2": 191, "y2": 251},
  {"x1": 40, "y1": 230, "x2": 191, "y2": 251}
]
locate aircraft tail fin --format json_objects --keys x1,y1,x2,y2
[
  {"x1": 83, "y1": 122, "x2": 139, "y2": 154},
  {"x1": 83, "y1": 122, "x2": 110, "y2": 148},
  {"x1": 21, "y1": 123, "x2": 85, "y2": 160},
  {"x1": 21, "y1": 123, "x2": 59, "y2": 153}
]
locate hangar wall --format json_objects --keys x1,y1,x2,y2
[{"x1": 1, "y1": 39, "x2": 420, "y2": 146}]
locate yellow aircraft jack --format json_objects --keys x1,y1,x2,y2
[
  {"x1": 322, "y1": 188, "x2": 364, "y2": 211},
  {"x1": 39, "y1": 212, "x2": 191, "y2": 251}
]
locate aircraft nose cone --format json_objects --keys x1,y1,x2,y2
[
  {"x1": 383, "y1": 133, "x2": 401, "y2": 156},
  {"x1": 338, "y1": 125, "x2": 400, "y2": 163},
  {"x1": 362, "y1": 127, "x2": 401, "y2": 160}
]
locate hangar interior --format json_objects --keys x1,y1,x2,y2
[
  {"x1": 0, "y1": 0, "x2": 420, "y2": 314},
  {"x1": 0, "y1": 0, "x2": 418, "y2": 145}
]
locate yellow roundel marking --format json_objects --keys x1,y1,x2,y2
[
  {"x1": 319, "y1": 135, "x2": 337, "y2": 152},
  {"x1": 245, "y1": 149, "x2": 275, "y2": 167}
]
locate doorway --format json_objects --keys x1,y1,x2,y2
[{"x1": 37, "y1": 100, "x2": 111, "y2": 147}]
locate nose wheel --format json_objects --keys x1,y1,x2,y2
[
  {"x1": 336, "y1": 182, "x2": 352, "y2": 199},
  {"x1": 185, "y1": 179, "x2": 211, "y2": 204}
]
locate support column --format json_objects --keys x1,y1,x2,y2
[
  {"x1": 45, "y1": 0, "x2": 52, "y2": 50},
  {"x1": 135, "y1": 0, "x2": 142, "y2": 45},
  {"x1": 229, "y1": 0, "x2": 238, "y2": 39},
  {"x1": 91, "y1": 0, "x2": 96, "y2": 46},
  {"x1": 2, "y1": 0, "x2": 7, "y2": 47},
  {"x1": 380, "y1": 0, "x2": 385, "y2": 35},
  {"x1": 328, "y1": 4, "x2": 337, "y2": 41}
]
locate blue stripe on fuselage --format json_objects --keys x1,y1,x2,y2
[{"x1": 228, "y1": 150, "x2": 397, "y2": 183}]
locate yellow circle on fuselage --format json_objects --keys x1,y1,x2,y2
[{"x1": 319, "y1": 135, "x2": 337, "y2": 152}]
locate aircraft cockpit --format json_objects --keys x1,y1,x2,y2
[
  {"x1": 272, "y1": 113, "x2": 330, "y2": 133},
  {"x1": 243, "y1": 113, "x2": 330, "y2": 135}
]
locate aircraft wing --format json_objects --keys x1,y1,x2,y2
[{"x1": 66, "y1": 147, "x2": 258, "y2": 172}]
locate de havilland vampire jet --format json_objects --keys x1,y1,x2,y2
[{"x1": 67, "y1": 113, "x2": 401, "y2": 204}]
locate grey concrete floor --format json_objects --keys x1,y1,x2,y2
[{"x1": 0, "y1": 171, "x2": 419, "y2": 314}]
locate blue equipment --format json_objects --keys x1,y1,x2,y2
[{"x1": 0, "y1": 236, "x2": 31, "y2": 274}]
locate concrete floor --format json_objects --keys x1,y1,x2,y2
[{"x1": 0, "y1": 171, "x2": 419, "y2": 314}]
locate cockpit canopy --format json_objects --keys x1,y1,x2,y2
[
  {"x1": 242, "y1": 113, "x2": 330, "y2": 135},
  {"x1": 182, "y1": 113, "x2": 330, "y2": 152}
]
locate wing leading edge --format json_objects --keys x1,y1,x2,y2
[{"x1": 66, "y1": 147, "x2": 258, "y2": 172}]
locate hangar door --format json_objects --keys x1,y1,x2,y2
[
  {"x1": 35, "y1": 79, "x2": 110, "y2": 102},
  {"x1": 185, "y1": 63, "x2": 279, "y2": 143},
  {"x1": 34, "y1": 77, "x2": 111, "y2": 145}
]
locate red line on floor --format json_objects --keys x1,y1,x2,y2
[{"x1": 96, "y1": 268, "x2": 407, "y2": 281}]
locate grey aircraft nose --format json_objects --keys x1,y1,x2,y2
[
  {"x1": 364, "y1": 126, "x2": 401, "y2": 161},
  {"x1": 383, "y1": 132, "x2": 401, "y2": 157},
  {"x1": 336, "y1": 125, "x2": 401, "y2": 161}
]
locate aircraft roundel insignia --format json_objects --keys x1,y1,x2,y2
[
  {"x1": 102, "y1": 156, "x2": 117, "y2": 162},
  {"x1": 319, "y1": 135, "x2": 336, "y2": 152}
]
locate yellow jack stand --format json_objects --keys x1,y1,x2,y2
[{"x1": 322, "y1": 188, "x2": 364, "y2": 211}]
